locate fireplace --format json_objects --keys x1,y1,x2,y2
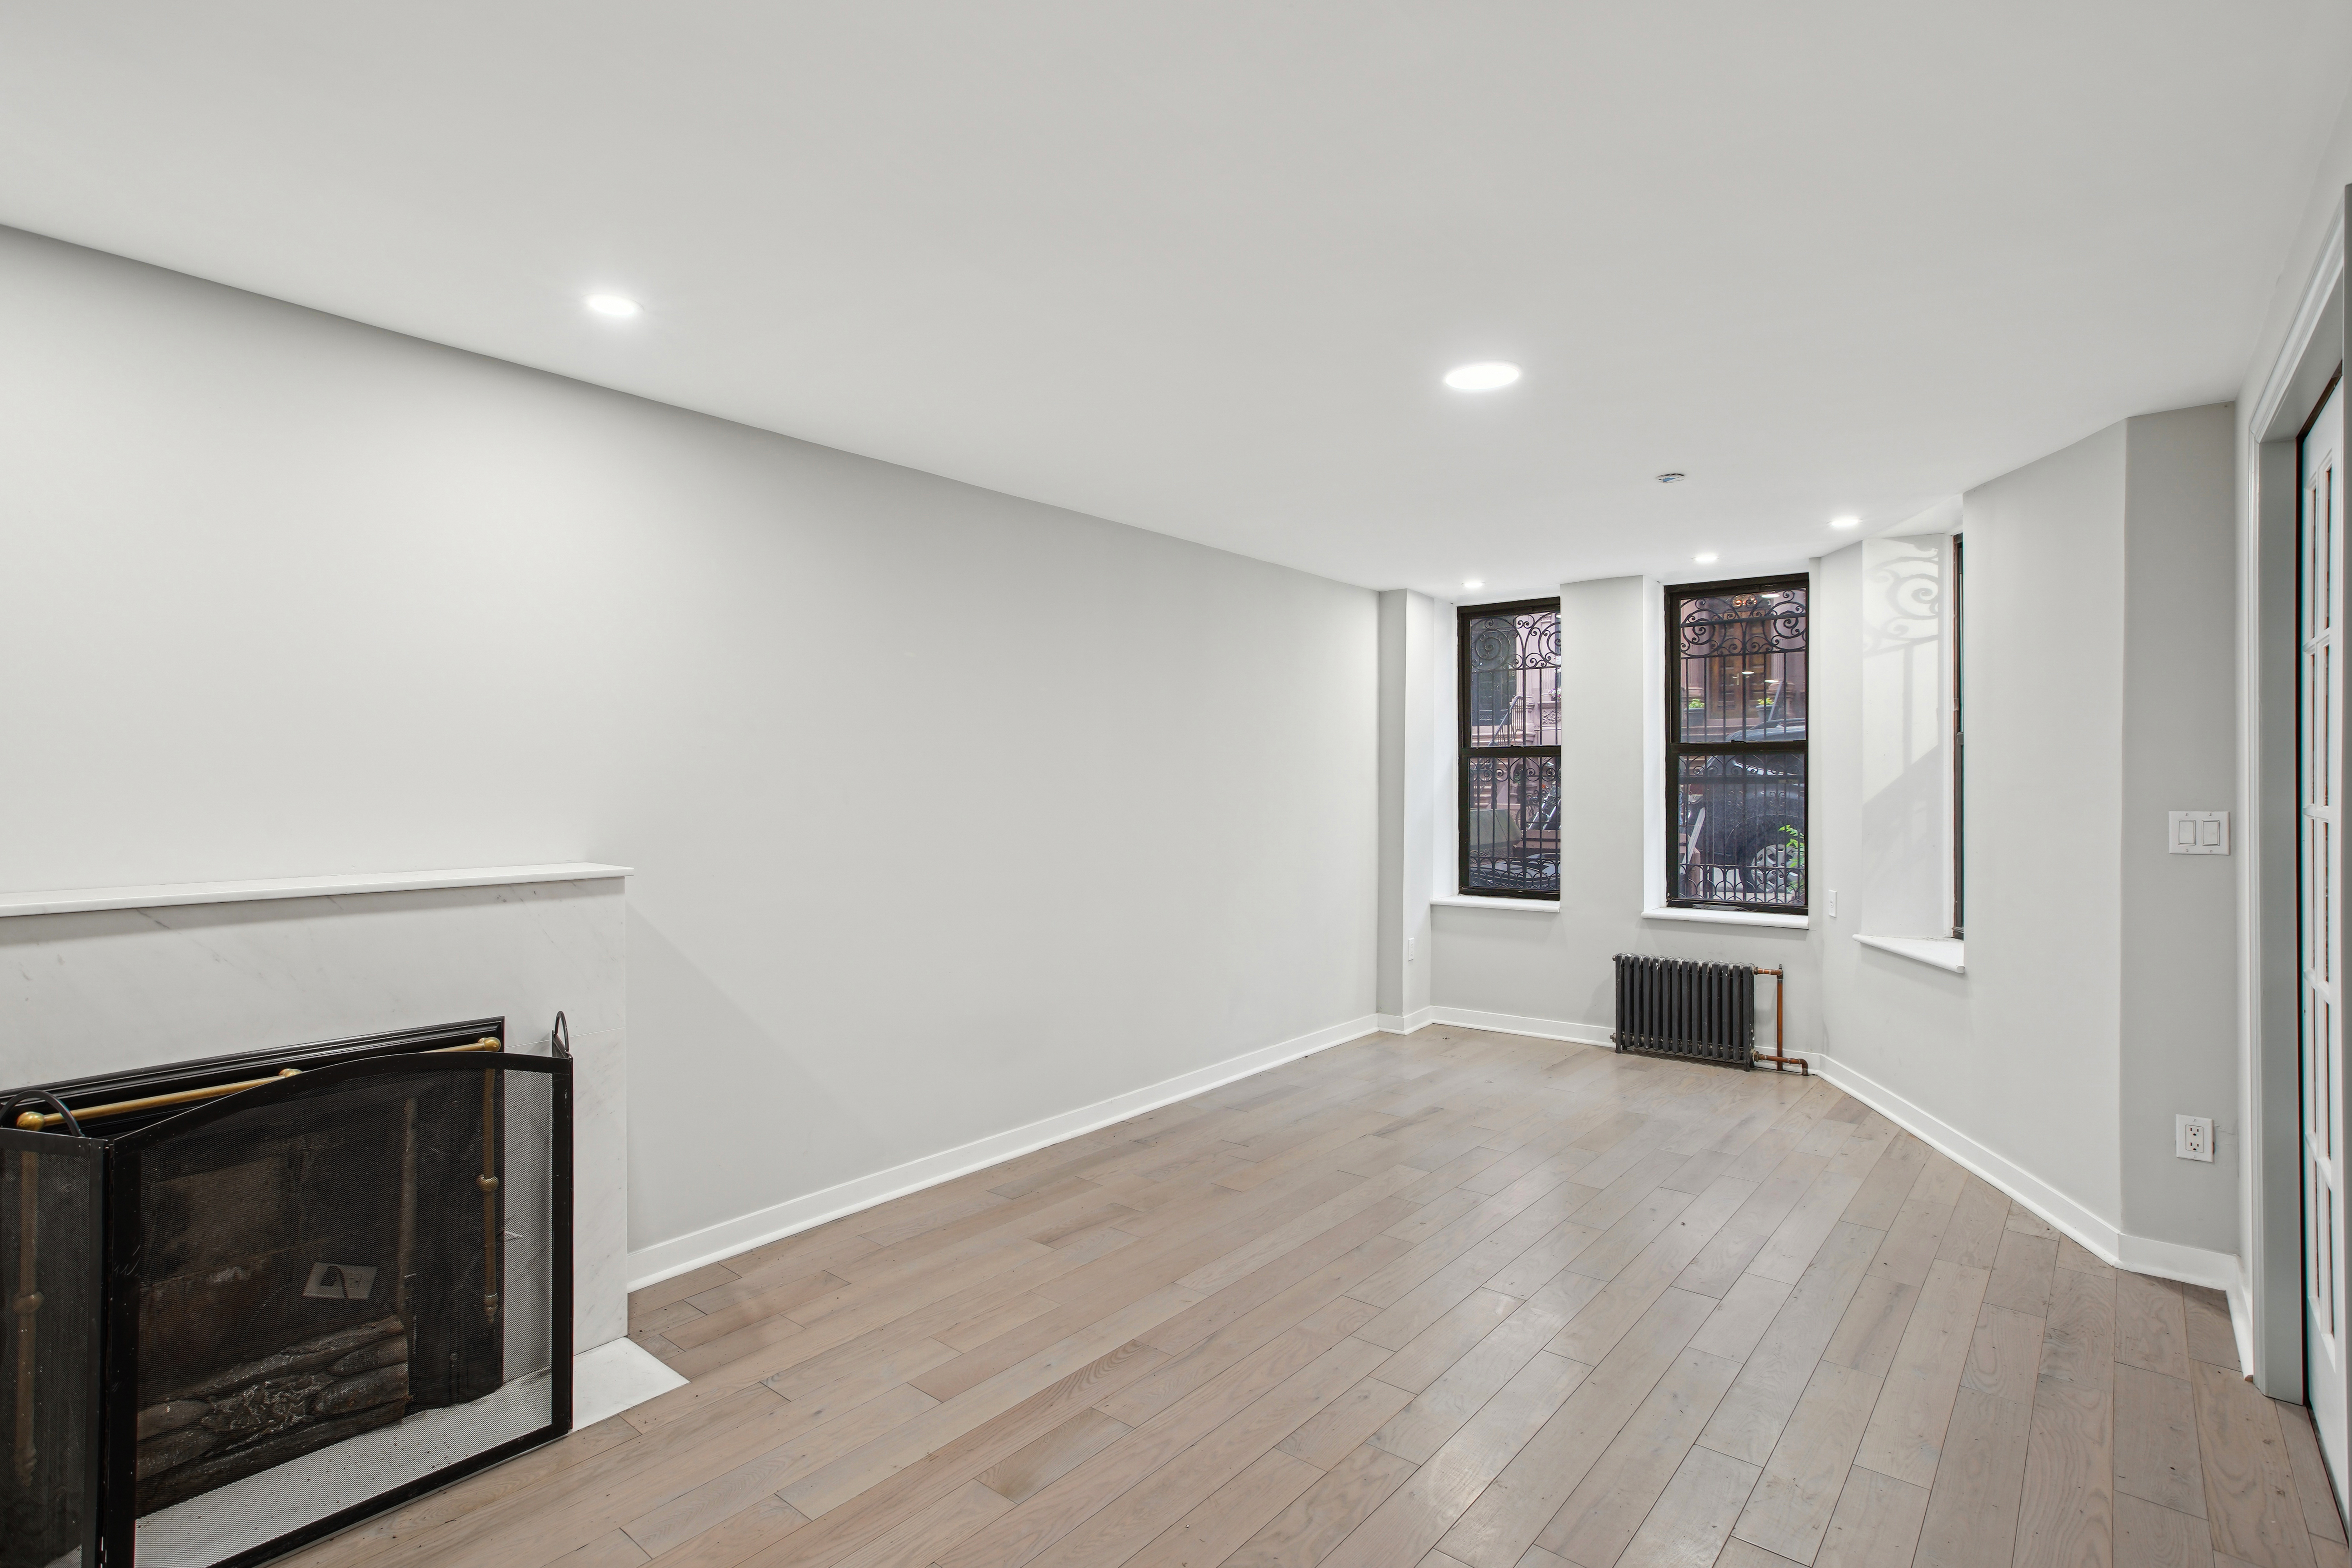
[{"x1": 0, "y1": 1018, "x2": 573, "y2": 1568}]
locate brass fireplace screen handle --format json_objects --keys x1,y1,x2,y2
[{"x1": 9, "y1": 1038, "x2": 504, "y2": 1132}]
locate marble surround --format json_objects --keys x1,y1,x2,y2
[{"x1": 0, "y1": 864, "x2": 678, "y2": 1419}]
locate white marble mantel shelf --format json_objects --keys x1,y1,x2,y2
[{"x1": 0, "y1": 862, "x2": 633, "y2": 919}]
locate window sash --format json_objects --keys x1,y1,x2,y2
[
  {"x1": 1665, "y1": 575, "x2": 1808, "y2": 914},
  {"x1": 1952, "y1": 534, "x2": 1965, "y2": 938},
  {"x1": 1459, "y1": 597, "x2": 1561, "y2": 900}
]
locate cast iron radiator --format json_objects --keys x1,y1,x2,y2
[{"x1": 1610, "y1": 954, "x2": 1805, "y2": 1073}]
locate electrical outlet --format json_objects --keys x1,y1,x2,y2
[
  {"x1": 1406, "y1": 936, "x2": 1416, "y2": 962},
  {"x1": 1826, "y1": 889, "x2": 1837, "y2": 918},
  {"x1": 2176, "y1": 1115, "x2": 2214, "y2": 1162}
]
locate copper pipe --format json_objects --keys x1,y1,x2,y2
[
  {"x1": 479, "y1": 1070, "x2": 501, "y2": 1326},
  {"x1": 1749, "y1": 967, "x2": 1809, "y2": 1075},
  {"x1": 10, "y1": 1038, "x2": 502, "y2": 1131},
  {"x1": 12, "y1": 1149, "x2": 37, "y2": 1487}
]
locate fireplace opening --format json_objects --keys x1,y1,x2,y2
[
  {"x1": 129, "y1": 1064, "x2": 509, "y2": 1514},
  {"x1": 0, "y1": 1019, "x2": 573, "y2": 1568}
]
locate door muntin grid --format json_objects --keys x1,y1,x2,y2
[{"x1": 2305, "y1": 377, "x2": 2346, "y2": 1432}]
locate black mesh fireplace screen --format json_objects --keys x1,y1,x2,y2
[{"x1": 0, "y1": 1019, "x2": 573, "y2": 1568}]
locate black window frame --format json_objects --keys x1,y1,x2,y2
[
  {"x1": 1951, "y1": 534, "x2": 1965, "y2": 939},
  {"x1": 1664, "y1": 573, "x2": 1809, "y2": 915},
  {"x1": 1457, "y1": 596, "x2": 1562, "y2": 900}
]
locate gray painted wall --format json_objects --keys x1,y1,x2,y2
[
  {"x1": 2119, "y1": 404, "x2": 2241, "y2": 1252},
  {"x1": 1820, "y1": 421, "x2": 2128, "y2": 1233},
  {"x1": 1811, "y1": 409, "x2": 2240, "y2": 1259},
  {"x1": 1377, "y1": 589, "x2": 1435, "y2": 1019},
  {"x1": 0, "y1": 225, "x2": 1381, "y2": 1260}
]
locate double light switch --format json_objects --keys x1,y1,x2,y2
[{"x1": 2167, "y1": 811, "x2": 2229, "y2": 855}]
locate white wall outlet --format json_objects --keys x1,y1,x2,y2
[
  {"x1": 2167, "y1": 811, "x2": 2229, "y2": 855},
  {"x1": 1826, "y1": 889, "x2": 1837, "y2": 918},
  {"x1": 1406, "y1": 936, "x2": 1416, "y2": 962},
  {"x1": 2176, "y1": 1114, "x2": 2214, "y2": 1162}
]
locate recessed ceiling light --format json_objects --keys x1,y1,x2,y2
[
  {"x1": 1655, "y1": 472, "x2": 1687, "y2": 484},
  {"x1": 1443, "y1": 362, "x2": 1521, "y2": 392},
  {"x1": 1831, "y1": 514, "x2": 1860, "y2": 529},
  {"x1": 585, "y1": 294, "x2": 641, "y2": 318},
  {"x1": 1462, "y1": 579, "x2": 1485, "y2": 590},
  {"x1": 1694, "y1": 552, "x2": 1719, "y2": 564}
]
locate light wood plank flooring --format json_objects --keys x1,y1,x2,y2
[{"x1": 281, "y1": 1025, "x2": 2348, "y2": 1568}]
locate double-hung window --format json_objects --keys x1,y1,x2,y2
[
  {"x1": 1666, "y1": 575, "x2": 1808, "y2": 912},
  {"x1": 1951, "y1": 535, "x2": 1965, "y2": 938},
  {"x1": 1458, "y1": 599, "x2": 1561, "y2": 898}
]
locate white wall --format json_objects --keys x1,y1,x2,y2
[
  {"x1": 1430, "y1": 575, "x2": 1819, "y2": 1044},
  {"x1": 2119, "y1": 405, "x2": 2241, "y2": 1256},
  {"x1": 0, "y1": 225, "x2": 1380, "y2": 1275},
  {"x1": 1376, "y1": 589, "x2": 1436, "y2": 1022}
]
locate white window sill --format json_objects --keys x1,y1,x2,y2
[
  {"x1": 1433, "y1": 893, "x2": 1560, "y2": 913},
  {"x1": 1642, "y1": 906, "x2": 1809, "y2": 930},
  {"x1": 1854, "y1": 934, "x2": 1966, "y2": 973}
]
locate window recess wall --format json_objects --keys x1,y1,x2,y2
[{"x1": 1853, "y1": 531, "x2": 1957, "y2": 945}]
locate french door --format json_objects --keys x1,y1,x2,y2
[{"x1": 2305, "y1": 374, "x2": 2347, "y2": 1492}]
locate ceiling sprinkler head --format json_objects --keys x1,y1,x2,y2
[{"x1": 1655, "y1": 472, "x2": 1686, "y2": 484}]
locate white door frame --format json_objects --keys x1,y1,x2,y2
[
  {"x1": 2303, "y1": 377, "x2": 2347, "y2": 1496},
  {"x1": 2246, "y1": 192, "x2": 2348, "y2": 1410}
]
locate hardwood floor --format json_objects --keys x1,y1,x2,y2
[{"x1": 279, "y1": 1025, "x2": 2349, "y2": 1568}]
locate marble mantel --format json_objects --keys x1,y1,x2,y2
[{"x1": 0, "y1": 862, "x2": 681, "y2": 1427}]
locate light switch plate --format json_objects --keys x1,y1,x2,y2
[{"x1": 2167, "y1": 811, "x2": 2229, "y2": 855}]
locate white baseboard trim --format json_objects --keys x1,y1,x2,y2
[
  {"x1": 1378, "y1": 1005, "x2": 1611, "y2": 1048},
  {"x1": 2229, "y1": 1259, "x2": 2259, "y2": 1388},
  {"x1": 2116, "y1": 1231, "x2": 2242, "y2": 1294},
  {"x1": 625, "y1": 1012, "x2": 1381, "y2": 1290},
  {"x1": 1811, "y1": 1052, "x2": 2245, "y2": 1306},
  {"x1": 1429, "y1": 1007, "x2": 1613, "y2": 1047}
]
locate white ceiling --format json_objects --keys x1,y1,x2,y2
[{"x1": 3, "y1": 3, "x2": 2347, "y2": 597}]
